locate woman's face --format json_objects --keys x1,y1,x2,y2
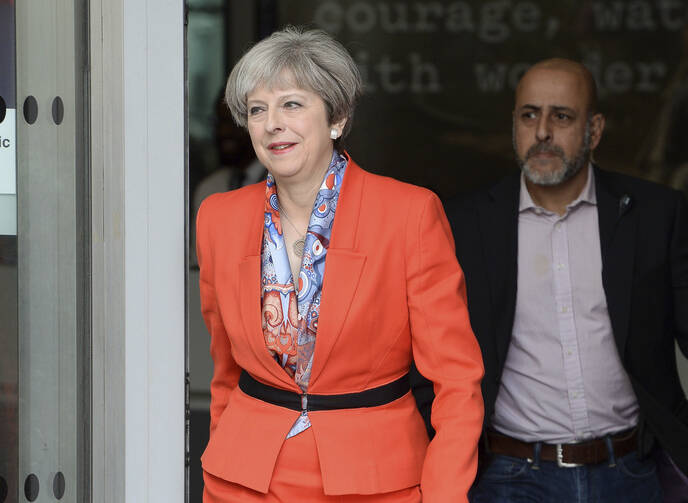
[{"x1": 246, "y1": 78, "x2": 345, "y2": 186}]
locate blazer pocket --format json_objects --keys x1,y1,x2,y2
[
  {"x1": 201, "y1": 387, "x2": 300, "y2": 494},
  {"x1": 309, "y1": 392, "x2": 429, "y2": 496}
]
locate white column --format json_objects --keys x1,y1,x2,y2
[{"x1": 91, "y1": 0, "x2": 185, "y2": 501}]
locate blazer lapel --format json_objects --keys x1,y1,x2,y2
[
  {"x1": 309, "y1": 158, "x2": 367, "y2": 385},
  {"x1": 481, "y1": 175, "x2": 520, "y2": 366},
  {"x1": 237, "y1": 191, "x2": 300, "y2": 390},
  {"x1": 595, "y1": 167, "x2": 636, "y2": 358}
]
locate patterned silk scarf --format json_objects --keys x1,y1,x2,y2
[{"x1": 261, "y1": 151, "x2": 347, "y2": 437}]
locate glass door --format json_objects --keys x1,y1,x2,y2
[
  {"x1": 0, "y1": 0, "x2": 89, "y2": 501},
  {"x1": 0, "y1": 0, "x2": 19, "y2": 501}
]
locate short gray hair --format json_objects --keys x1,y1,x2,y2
[{"x1": 225, "y1": 26, "x2": 362, "y2": 145}]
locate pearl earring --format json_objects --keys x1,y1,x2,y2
[{"x1": 330, "y1": 128, "x2": 338, "y2": 140}]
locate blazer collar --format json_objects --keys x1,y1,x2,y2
[
  {"x1": 593, "y1": 166, "x2": 636, "y2": 357},
  {"x1": 237, "y1": 185, "x2": 299, "y2": 389},
  {"x1": 237, "y1": 155, "x2": 368, "y2": 389},
  {"x1": 483, "y1": 173, "x2": 521, "y2": 365},
  {"x1": 309, "y1": 153, "x2": 367, "y2": 386}
]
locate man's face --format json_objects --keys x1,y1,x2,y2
[{"x1": 513, "y1": 68, "x2": 600, "y2": 186}]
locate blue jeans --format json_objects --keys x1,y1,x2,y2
[{"x1": 469, "y1": 451, "x2": 663, "y2": 503}]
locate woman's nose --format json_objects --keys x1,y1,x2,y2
[{"x1": 265, "y1": 108, "x2": 284, "y2": 133}]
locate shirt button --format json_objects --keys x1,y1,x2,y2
[
  {"x1": 557, "y1": 263, "x2": 565, "y2": 270},
  {"x1": 561, "y1": 306, "x2": 568, "y2": 313},
  {"x1": 567, "y1": 350, "x2": 573, "y2": 356}
]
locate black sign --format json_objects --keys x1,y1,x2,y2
[{"x1": 277, "y1": 0, "x2": 688, "y2": 198}]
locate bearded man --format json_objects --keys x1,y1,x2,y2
[{"x1": 415, "y1": 58, "x2": 688, "y2": 502}]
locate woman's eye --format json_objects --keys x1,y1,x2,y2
[
  {"x1": 248, "y1": 106, "x2": 264, "y2": 116},
  {"x1": 283, "y1": 101, "x2": 301, "y2": 109}
]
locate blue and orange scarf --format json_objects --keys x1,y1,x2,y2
[{"x1": 261, "y1": 151, "x2": 347, "y2": 400}]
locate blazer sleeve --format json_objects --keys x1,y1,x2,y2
[
  {"x1": 405, "y1": 191, "x2": 485, "y2": 502},
  {"x1": 196, "y1": 199, "x2": 241, "y2": 436},
  {"x1": 672, "y1": 192, "x2": 688, "y2": 357}
]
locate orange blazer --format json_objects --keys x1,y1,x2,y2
[{"x1": 197, "y1": 156, "x2": 484, "y2": 501}]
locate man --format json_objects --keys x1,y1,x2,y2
[{"x1": 426, "y1": 58, "x2": 688, "y2": 501}]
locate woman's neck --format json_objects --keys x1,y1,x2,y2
[{"x1": 274, "y1": 161, "x2": 330, "y2": 227}]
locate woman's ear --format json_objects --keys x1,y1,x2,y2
[{"x1": 330, "y1": 117, "x2": 347, "y2": 139}]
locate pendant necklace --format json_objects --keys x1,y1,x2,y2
[{"x1": 279, "y1": 207, "x2": 306, "y2": 258}]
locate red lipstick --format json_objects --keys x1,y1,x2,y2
[{"x1": 267, "y1": 142, "x2": 296, "y2": 154}]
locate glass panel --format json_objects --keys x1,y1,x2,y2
[
  {"x1": 13, "y1": 0, "x2": 88, "y2": 501},
  {"x1": 0, "y1": 0, "x2": 18, "y2": 501},
  {"x1": 0, "y1": 236, "x2": 17, "y2": 503},
  {"x1": 186, "y1": 3, "x2": 228, "y2": 502},
  {"x1": 187, "y1": 0, "x2": 224, "y2": 9},
  {"x1": 188, "y1": 8, "x2": 225, "y2": 142},
  {"x1": 0, "y1": 0, "x2": 17, "y2": 236}
]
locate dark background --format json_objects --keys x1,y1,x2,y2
[
  {"x1": 277, "y1": 0, "x2": 688, "y2": 199},
  {"x1": 189, "y1": 0, "x2": 688, "y2": 205}
]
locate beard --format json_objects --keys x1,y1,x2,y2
[{"x1": 514, "y1": 121, "x2": 592, "y2": 186}]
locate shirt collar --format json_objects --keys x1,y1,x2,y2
[{"x1": 519, "y1": 163, "x2": 597, "y2": 214}]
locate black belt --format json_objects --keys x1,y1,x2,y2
[{"x1": 238, "y1": 370, "x2": 410, "y2": 412}]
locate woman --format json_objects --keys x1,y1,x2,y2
[{"x1": 197, "y1": 26, "x2": 483, "y2": 502}]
